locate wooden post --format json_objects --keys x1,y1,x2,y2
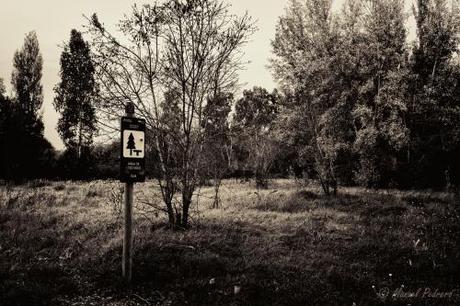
[
  {"x1": 122, "y1": 103, "x2": 134, "y2": 283},
  {"x1": 122, "y1": 181, "x2": 133, "y2": 282}
]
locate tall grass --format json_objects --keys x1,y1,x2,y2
[{"x1": 0, "y1": 179, "x2": 459, "y2": 305}]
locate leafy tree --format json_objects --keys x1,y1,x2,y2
[
  {"x1": 407, "y1": 0, "x2": 460, "y2": 189},
  {"x1": 90, "y1": 140, "x2": 120, "y2": 179},
  {"x1": 0, "y1": 78, "x2": 5, "y2": 97},
  {"x1": 12, "y1": 31, "x2": 43, "y2": 118},
  {"x1": 347, "y1": 0, "x2": 410, "y2": 188},
  {"x1": 0, "y1": 80, "x2": 12, "y2": 178},
  {"x1": 272, "y1": 0, "x2": 412, "y2": 191},
  {"x1": 11, "y1": 31, "x2": 45, "y2": 147},
  {"x1": 271, "y1": 0, "x2": 342, "y2": 194},
  {"x1": 3, "y1": 32, "x2": 55, "y2": 181},
  {"x1": 201, "y1": 92, "x2": 233, "y2": 207},
  {"x1": 87, "y1": 0, "x2": 255, "y2": 228},
  {"x1": 232, "y1": 87, "x2": 279, "y2": 188},
  {"x1": 54, "y1": 29, "x2": 97, "y2": 178},
  {"x1": 0, "y1": 91, "x2": 56, "y2": 181}
]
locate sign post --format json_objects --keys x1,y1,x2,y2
[
  {"x1": 123, "y1": 179, "x2": 133, "y2": 283},
  {"x1": 120, "y1": 102, "x2": 145, "y2": 283}
]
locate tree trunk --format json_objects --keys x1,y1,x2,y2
[
  {"x1": 158, "y1": 175, "x2": 176, "y2": 229},
  {"x1": 181, "y1": 192, "x2": 192, "y2": 228},
  {"x1": 77, "y1": 112, "x2": 83, "y2": 160},
  {"x1": 213, "y1": 177, "x2": 221, "y2": 209},
  {"x1": 166, "y1": 200, "x2": 175, "y2": 229},
  {"x1": 319, "y1": 177, "x2": 330, "y2": 196},
  {"x1": 331, "y1": 179, "x2": 337, "y2": 196}
]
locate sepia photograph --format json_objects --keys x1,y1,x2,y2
[{"x1": 0, "y1": 0, "x2": 459, "y2": 305}]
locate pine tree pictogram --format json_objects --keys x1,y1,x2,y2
[{"x1": 127, "y1": 133, "x2": 136, "y2": 156}]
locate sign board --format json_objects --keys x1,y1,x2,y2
[{"x1": 120, "y1": 116, "x2": 146, "y2": 182}]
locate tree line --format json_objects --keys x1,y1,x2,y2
[
  {"x1": 0, "y1": 30, "x2": 100, "y2": 181},
  {"x1": 271, "y1": 0, "x2": 460, "y2": 194},
  {"x1": 1, "y1": 0, "x2": 460, "y2": 226}
]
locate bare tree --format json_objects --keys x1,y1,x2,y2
[{"x1": 86, "y1": 0, "x2": 255, "y2": 228}]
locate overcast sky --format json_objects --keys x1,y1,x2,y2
[{"x1": 0, "y1": 0, "x2": 417, "y2": 150}]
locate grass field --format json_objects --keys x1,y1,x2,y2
[{"x1": 0, "y1": 179, "x2": 459, "y2": 305}]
